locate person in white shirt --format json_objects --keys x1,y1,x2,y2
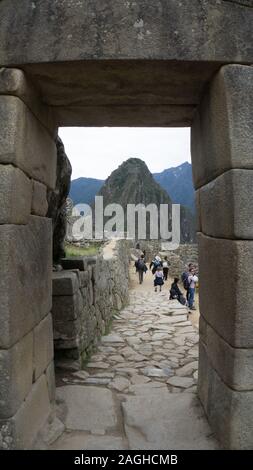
[{"x1": 188, "y1": 267, "x2": 198, "y2": 310}]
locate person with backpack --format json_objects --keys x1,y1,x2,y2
[
  {"x1": 154, "y1": 266, "x2": 164, "y2": 292},
  {"x1": 181, "y1": 263, "x2": 194, "y2": 302},
  {"x1": 135, "y1": 254, "x2": 148, "y2": 284},
  {"x1": 162, "y1": 256, "x2": 170, "y2": 281},
  {"x1": 150, "y1": 255, "x2": 162, "y2": 275},
  {"x1": 188, "y1": 267, "x2": 198, "y2": 311},
  {"x1": 170, "y1": 277, "x2": 186, "y2": 305}
]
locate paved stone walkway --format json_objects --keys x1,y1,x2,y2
[{"x1": 51, "y1": 272, "x2": 218, "y2": 450}]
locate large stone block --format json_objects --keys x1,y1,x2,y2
[
  {"x1": 52, "y1": 292, "x2": 81, "y2": 322},
  {"x1": 201, "y1": 317, "x2": 253, "y2": 391},
  {"x1": 52, "y1": 271, "x2": 79, "y2": 296},
  {"x1": 0, "y1": 95, "x2": 56, "y2": 189},
  {"x1": 33, "y1": 314, "x2": 54, "y2": 381},
  {"x1": 197, "y1": 340, "x2": 209, "y2": 416},
  {"x1": 195, "y1": 189, "x2": 201, "y2": 233},
  {"x1": 198, "y1": 233, "x2": 253, "y2": 348},
  {"x1": 199, "y1": 169, "x2": 253, "y2": 239},
  {"x1": 0, "y1": 375, "x2": 51, "y2": 449},
  {"x1": 0, "y1": 216, "x2": 52, "y2": 348},
  {"x1": 53, "y1": 317, "x2": 81, "y2": 350},
  {"x1": 31, "y1": 180, "x2": 48, "y2": 217},
  {"x1": 45, "y1": 361, "x2": 56, "y2": 403},
  {"x1": 0, "y1": 164, "x2": 32, "y2": 224},
  {"x1": 0, "y1": 68, "x2": 57, "y2": 137},
  {"x1": 198, "y1": 342, "x2": 253, "y2": 449},
  {"x1": 0, "y1": 332, "x2": 33, "y2": 419},
  {"x1": 191, "y1": 65, "x2": 253, "y2": 189},
  {"x1": 0, "y1": 1, "x2": 252, "y2": 65}
]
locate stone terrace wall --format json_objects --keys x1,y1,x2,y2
[
  {"x1": 52, "y1": 240, "x2": 129, "y2": 369},
  {"x1": 165, "y1": 245, "x2": 199, "y2": 278}
]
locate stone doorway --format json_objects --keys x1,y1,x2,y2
[{"x1": 0, "y1": 59, "x2": 253, "y2": 450}]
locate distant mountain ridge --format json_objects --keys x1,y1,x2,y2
[
  {"x1": 70, "y1": 161, "x2": 195, "y2": 214},
  {"x1": 153, "y1": 162, "x2": 195, "y2": 214},
  {"x1": 69, "y1": 177, "x2": 104, "y2": 205},
  {"x1": 95, "y1": 158, "x2": 196, "y2": 243}
]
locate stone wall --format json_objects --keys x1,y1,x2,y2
[
  {"x1": 52, "y1": 240, "x2": 130, "y2": 369},
  {"x1": 0, "y1": 68, "x2": 57, "y2": 449},
  {"x1": 192, "y1": 65, "x2": 253, "y2": 449},
  {"x1": 164, "y1": 245, "x2": 198, "y2": 279}
]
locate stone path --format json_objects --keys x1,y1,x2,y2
[{"x1": 50, "y1": 270, "x2": 218, "y2": 450}]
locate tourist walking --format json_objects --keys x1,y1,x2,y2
[
  {"x1": 170, "y1": 277, "x2": 186, "y2": 305},
  {"x1": 181, "y1": 263, "x2": 194, "y2": 302},
  {"x1": 135, "y1": 254, "x2": 148, "y2": 284},
  {"x1": 150, "y1": 255, "x2": 162, "y2": 275},
  {"x1": 188, "y1": 267, "x2": 198, "y2": 311},
  {"x1": 162, "y1": 256, "x2": 170, "y2": 281},
  {"x1": 154, "y1": 266, "x2": 164, "y2": 292}
]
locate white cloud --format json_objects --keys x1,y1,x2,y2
[{"x1": 59, "y1": 127, "x2": 191, "y2": 180}]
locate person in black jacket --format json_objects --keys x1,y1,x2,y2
[{"x1": 170, "y1": 278, "x2": 186, "y2": 305}]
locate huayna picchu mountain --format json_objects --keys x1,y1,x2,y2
[
  {"x1": 70, "y1": 161, "x2": 195, "y2": 215},
  {"x1": 96, "y1": 158, "x2": 196, "y2": 243}
]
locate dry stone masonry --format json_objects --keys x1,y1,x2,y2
[
  {"x1": 0, "y1": 0, "x2": 253, "y2": 450},
  {"x1": 0, "y1": 69, "x2": 57, "y2": 449},
  {"x1": 52, "y1": 241, "x2": 129, "y2": 369},
  {"x1": 192, "y1": 65, "x2": 253, "y2": 449}
]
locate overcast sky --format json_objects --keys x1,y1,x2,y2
[{"x1": 59, "y1": 127, "x2": 191, "y2": 181}]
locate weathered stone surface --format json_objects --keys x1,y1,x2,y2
[
  {"x1": 122, "y1": 390, "x2": 217, "y2": 450},
  {"x1": 176, "y1": 361, "x2": 198, "y2": 377},
  {"x1": 0, "y1": 332, "x2": 33, "y2": 418},
  {"x1": 198, "y1": 342, "x2": 253, "y2": 450},
  {"x1": 200, "y1": 169, "x2": 253, "y2": 239},
  {"x1": 31, "y1": 180, "x2": 48, "y2": 217},
  {"x1": 195, "y1": 189, "x2": 201, "y2": 233},
  {"x1": 109, "y1": 377, "x2": 130, "y2": 392},
  {"x1": 1, "y1": 0, "x2": 252, "y2": 66},
  {"x1": 52, "y1": 271, "x2": 79, "y2": 296},
  {"x1": 52, "y1": 293, "x2": 81, "y2": 322},
  {"x1": 53, "y1": 317, "x2": 81, "y2": 349},
  {"x1": 0, "y1": 95, "x2": 56, "y2": 188},
  {"x1": 0, "y1": 165, "x2": 32, "y2": 224},
  {"x1": 39, "y1": 416, "x2": 65, "y2": 446},
  {"x1": 83, "y1": 377, "x2": 111, "y2": 386},
  {"x1": 0, "y1": 67, "x2": 57, "y2": 136},
  {"x1": 102, "y1": 334, "x2": 124, "y2": 344},
  {"x1": 202, "y1": 318, "x2": 253, "y2": 391},
  {"x1": 0, "y1": 216, "x2": 52, "y2": 348},
  {"x1": 56, "y1": 386, "x2": 117, "y2": 431},
  {"x1": 0, "y1": 375, "x2": 51, "y2": 449},
  {"x1": 142, "y1": 367, "x2": 173, "y2": 378},
  {"x1": 34, "y1": 314, "x2": 54, "y2": 381},
  {"x1": 167, "y1": 376, "x2": 194, "y2": 388},
  {"x1": 52, "y1": 433, "x2": 125, "y2": 450},
  {"x1": 45, "y1": 361, "x2": 56, "y2": 403},
  {"x1": 198, "y1": 232, "x2": 253, "y2": 348},
  {"x1": 191, "y1": 65, "x2": 253, "y2": 188}
]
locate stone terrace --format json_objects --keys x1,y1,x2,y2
[{"x1": 49, "y1": 274, "x2": 218, "y2": 450}]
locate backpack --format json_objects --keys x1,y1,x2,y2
[
  {"x1": 181, "y1": 272, "x2": 190, "y2": 290},
  {"x1": 153, "y1": 259, "x2": 161, "y2": 268},
  {"x1": 137, "y1": 259, "x2": 146, "y2": 271}
]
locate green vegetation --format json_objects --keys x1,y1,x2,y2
[{"x1": 65, "y1": 243, "x2": 101, "y2": 258}]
